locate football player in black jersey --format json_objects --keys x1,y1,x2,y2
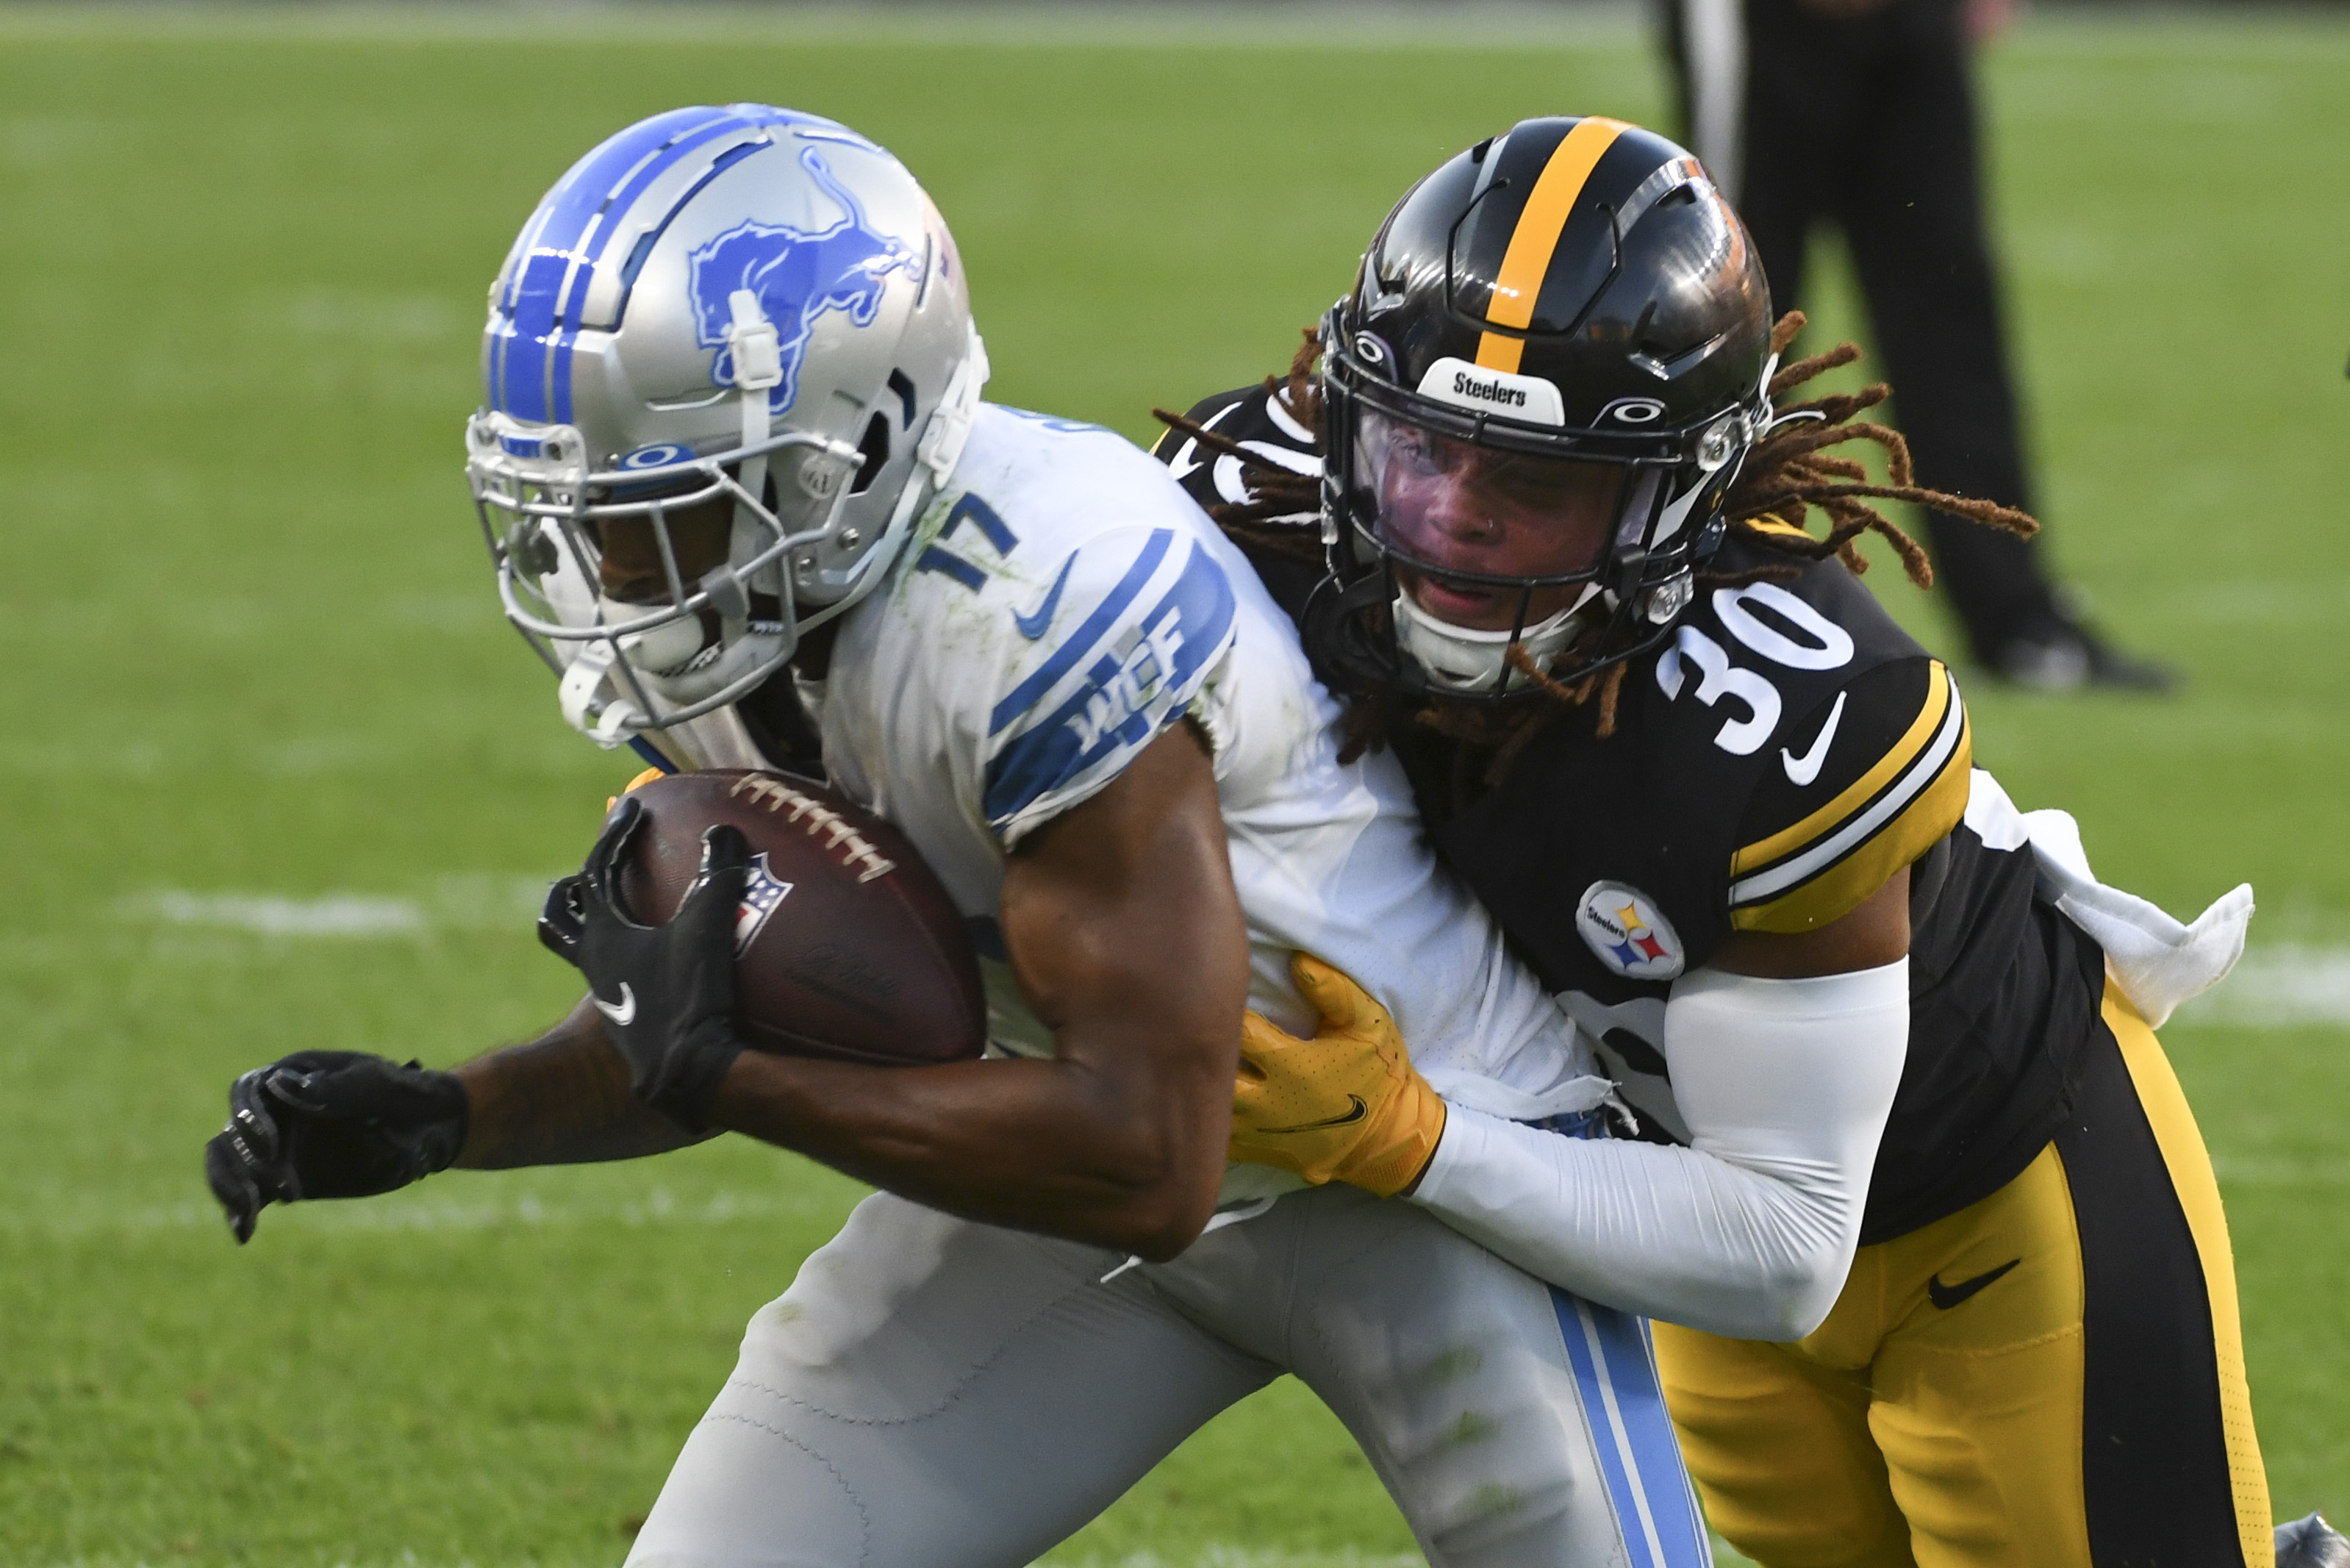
[{"x1": 1158, "y1": 116, "x2": 2300, "y2": 1568}]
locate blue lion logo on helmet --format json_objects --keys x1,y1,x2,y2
[{"x1": 688, "y1": 146, "x2": 919, "y2": 415}]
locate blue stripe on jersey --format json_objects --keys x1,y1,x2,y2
[
  {"x1": 1552, "y1": 1291, "x2": 1712, "y2": 1568},
  {"x1": 986, "y1": 528, "x2": 1172, "y2": 738},
  {"x1": 981, "y1": 541, "x2": 1236, "y2": 831}
]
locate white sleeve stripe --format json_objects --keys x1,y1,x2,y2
[{"x1": 1725, "y1": 683, "x2": 1966, "y2": 907}]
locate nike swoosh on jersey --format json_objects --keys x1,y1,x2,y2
[
  {"x1": 1927, "y1": 1257, "x2": 2019, "y2": 1309},
  {"x1": 1012, "y1": 554, "x2": 1077, "y2": 641},
  {"x1": 1259, "y1": 1095, "x2": 1369, "y2": 1134},
  {"x1": 592, "y1": 982, "x2": 637, "y2": 1028},
  {"x1": 1164, "y1": 400, "x2": 1239, "y2": 484},
  {"x1": 1780, "y1": 690, "x2": 1848, "y2": 787}
]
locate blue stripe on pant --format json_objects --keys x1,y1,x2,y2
[{"x1": 1552, "y1": 1290, "x2": 1714, "y2": 1568}]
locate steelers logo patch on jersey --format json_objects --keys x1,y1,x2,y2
[{"x1": 1575, "y1": 881, "x2": 1686, "y2": 981}]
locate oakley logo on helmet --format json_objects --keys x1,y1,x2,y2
[
  {"x1": 1414, "y1": 357, "x2": 1566, "y2": 426},
  {"x1": 616, "y1": 443, "x2": 692, "y2": 470},
  {"x1": 687, "y1": 147, "x2": 919, "y2": 418},
  {"x1": 1599, "y1": 397, "x2": 1669, "y2": 425},
  {"x1": 1353, "y1": 332, "x2": 1392, "y2": 369}
]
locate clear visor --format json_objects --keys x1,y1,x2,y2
[{"x1": 1352, "y1": 407, "x2": 1629, "y2": 635}]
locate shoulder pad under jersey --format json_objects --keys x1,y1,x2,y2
[
  {"x1": 1154, "y1": 383, "x2": 1322, "y2": 519},
  {"x1": 1432, "y1": 535, "x2": 1970, "y2": 1000}
]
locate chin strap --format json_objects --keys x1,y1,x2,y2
[
  {"x1": 559, "y1": 640, "x2": 645, "y2": 749},
  {"x1": 726, "y1": 287, "x2": 786, "y2": 564},
  {"x1": 1394, "y1": 582, "x2": 1601, "y2": 694}
]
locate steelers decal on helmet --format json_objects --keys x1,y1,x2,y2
[
  {"x1": 1575, "y1": 881, "x2": 1686, "y2": 981},
  {"x1": 1308, "y1": 114, "x2": 1775, "y2": 704}
]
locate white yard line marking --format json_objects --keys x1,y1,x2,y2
[
  {"x1": 2177, "y1": 945, "x2": 2350, "y2": 1028},
  {"x1": 115, "y1": 876, "x2": 555, "y2": 939},
  {"x1": 129, "y1": 890, "x2": 427, "y2": 937}
]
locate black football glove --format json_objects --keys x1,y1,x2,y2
[
  {"x1": 540, "y1": 795, "x2": 749, "y2": 1133},
  {"x1": 203, "y1": 1050, "x2": 468, "y2": 1245}
]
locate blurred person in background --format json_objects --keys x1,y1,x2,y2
[{"x1": 1662, "y1": 0, "x2": 2177, "y2": 691}]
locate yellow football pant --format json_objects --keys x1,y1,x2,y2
[{"x1": 1655, "y1": 985, "x2": 2271, "y2": 1568}]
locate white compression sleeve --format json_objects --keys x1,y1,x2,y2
[{"x1": 1408, "y1": 959, "x2": 1909, "y2": 1341}]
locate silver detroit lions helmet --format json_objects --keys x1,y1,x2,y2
[{"x1": 467, "y1": 104, "x2": 986, "y2": 753}]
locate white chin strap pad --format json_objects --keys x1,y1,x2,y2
[
  {"x1": 558, "y1": 640, "x2": 643, "y2": 748},
  {"x1": 1393, "y1": 584, "x2": 1598, "y2": 692},
  {"x1": 597, "y1": 595, "x2": 706, "y2": 677}
]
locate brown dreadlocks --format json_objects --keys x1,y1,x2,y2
[{"x1": 1153, "y1": 312, "x2": 2036, "y2": 772}]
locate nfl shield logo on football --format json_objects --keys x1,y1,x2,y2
[
  {"x1": 1575, "y1": 881, "x2": 1686, "y2": 981},
  {"x1": 734, "y1": 852, "x2": 796, "y2": 956}
]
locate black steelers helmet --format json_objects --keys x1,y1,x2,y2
[{"x1": 1310, "y1": 115, "x2": 1777, "y2": 702}]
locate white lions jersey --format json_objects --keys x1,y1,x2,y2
[{"x1": 818, "y1": 404, "x2": 1599, "y2": 1201}]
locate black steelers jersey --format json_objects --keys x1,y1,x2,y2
[{"x1": 1160, "y1": 382, "x2": 2108, "y2": 1244}]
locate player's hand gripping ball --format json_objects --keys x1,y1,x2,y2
[
  {"x1": 539, "y1": 797, "x2": 751, "y2": 1130},
  {"x1": 539, "y1": 770, "x2": 986, "y2": 1125},
  {"x1": 202, "y1": 1052, "x2": 467, "y2": 1243},
  {"x1": 1229, "y1": 953, "x2": 1448, "y2": 1198}
]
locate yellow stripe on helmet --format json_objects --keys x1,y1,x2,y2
[{"x1": 1473, "y1": 116, "x2": 1631, "y2": 373}]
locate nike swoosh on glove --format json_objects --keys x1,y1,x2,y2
[
  {"x1": 1228, "y1": 953, "x2": 1447, "y2": 1198},
  {"x1": 554, "y1": 795, "x2": 750, "y2": 1133}
]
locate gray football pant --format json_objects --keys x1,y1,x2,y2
[{"x1": 624, "y1": 1184, "x2": 1712, "y2": 1568}]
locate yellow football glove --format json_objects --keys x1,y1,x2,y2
[{"x1": 1229, "y1": 953, "x2": 1447, "y2": 1198}]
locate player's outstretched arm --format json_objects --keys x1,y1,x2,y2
[
  {"x1": 450, "y1": 995, "x2": 713, "y2": 1170},
  {"x1": 1236, "y1": 873, "x2": 1913, "y2": 1339},
  {"x1": 203, "y1": 998, "x2": 708, "y2": 1243},
  {"x1": 705, "y1": 721, "x2": 1250, "y2": 1261}
]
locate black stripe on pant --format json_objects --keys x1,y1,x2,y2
[{"x1": 2057, "y1": 1014, "x2": 2246, "y2": 1567}]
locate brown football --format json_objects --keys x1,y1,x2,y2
[{"x1": 611, "y1": 769, "x2": 986, "y2": 1067}]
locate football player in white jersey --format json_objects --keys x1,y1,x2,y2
[{"x1": 202, "y1": 106, "x2": 1716, "y2": 1567}]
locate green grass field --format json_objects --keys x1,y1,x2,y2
[{"x1": 2, "y1": 5, "x2": 2346, "y2": 1564}]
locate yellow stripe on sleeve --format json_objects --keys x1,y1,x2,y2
[
  {"x1": 1733, "y1": 662, "x2": 1953, "y2": 878},
  {"x1": 1730, "y1": 709, "x2": 1970, "y2": 932},
  {"x1": 1472, "y1": 117, "x2": 1628, "y2": 372}
]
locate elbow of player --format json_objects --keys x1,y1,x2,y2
[
  {"x1": 1101, "y1": 1173, "x2": 1219, "y2": 1262},
  {"x1": 1081, "y1": 1118, "x2": 1225, "y2": 1262},
  {"x1": 1739, "y1": 1224, "x2": 1858, "y2": 1342},
  {"x1": 1674, "y1": 1250, "x2": 1845, "y2": 1342},
  {"x1": 1116, "y1": 1203, "x2": 1212, "y2": 1264},
  {"x1": 1743, "y1": 1270, "x2": 1844, "y2": 1342}
]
